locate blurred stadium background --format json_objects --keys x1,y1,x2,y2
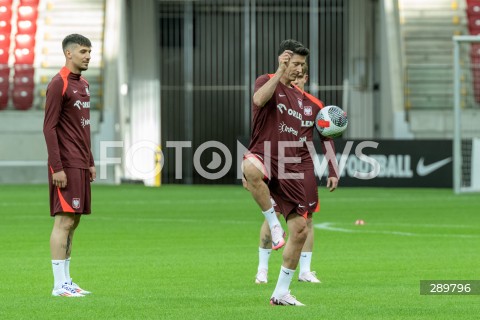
[
  {"x1": 0, "y1": 1, "x2": 479, "y2": 318},
  {"x1": 0, "y1": 0, "x2": 479, "y2": 189}
]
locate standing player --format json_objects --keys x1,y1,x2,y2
[
  {"x1": 254, "y1": 66, "x2": 339, "y2": 285},
  {"x1": 242, "y1": 39, "x2": 310, "y2": 306},
  {"x1": 43, "y1": 34, "x2": 95, "y2": 297}
]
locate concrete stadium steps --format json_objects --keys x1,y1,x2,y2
[
  {"x1": 399, "y1": 0, "x2": 467, "y2": 112},
  {"x1": 34, "y1": 0, "x2": 105, "y2": 110},
  {"x1": 405, "y1": 65, "x2": 453, "y2": 81}
]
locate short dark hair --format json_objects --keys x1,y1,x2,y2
[
  {"x1": 62, "y1": 34, "x2": 92, "y2": 51},
  {"x1": 277, "y1": 39, "x2": 309, "y2": 57}
]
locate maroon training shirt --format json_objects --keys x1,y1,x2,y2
[
  {"x1": 43, "y1": 67, "x2": 94, "y2": 172},
  {"x1": 248, "y1": 74, "x2": 304, "y2": 162}
]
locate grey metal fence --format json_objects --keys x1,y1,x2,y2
[{"x1": 158, "y1": 0, "x2": 348, "y2": 184}]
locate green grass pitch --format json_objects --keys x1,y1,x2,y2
[{"x1": 0, "y1": 184, "x2": 479, "y2": 319}]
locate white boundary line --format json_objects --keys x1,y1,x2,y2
[{"x1": 315, "y1": 222, "x2": 480, "y2": 238}]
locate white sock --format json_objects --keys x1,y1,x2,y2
[
  {"x1": 262, "y1": 207, "x2": 280, "y2": 229},
  {"x1": 52, "y1": 260, "x2": 66, "y2": 289},
  {"x1": 271, "y1": 266, "x2": 295, "y2": 298},
  {"x1": 258, "y1": 247, "x2": 272, "y2": 271},
  {"x1": 64, "y1": 257, "x2": 71, "y2": 283},
  {"x1": 299, "y1": 252, "x2": 312, "y2": 274}
]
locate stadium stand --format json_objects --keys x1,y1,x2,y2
[
  {"x1": 0, "y1": 0, "x2": 104, "y2": 111},
  {"x1": 36, "y1": 0, "x2": 104, "y2": 110},
  {"x1": 400, "y1": 0, "x2": 468, "y2": 110},
  {"x1": 0, "y1": 0, "x2": 11, "y2": 109},
  {"x1": 466, "y1": 0, "x2": 480, "y2": 103}
]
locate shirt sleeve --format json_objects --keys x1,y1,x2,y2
[
  {"x1": 43, "y1": 79, "x2": 64, "y2": 172},
  {"x1": 253, "y1": 75, "x2": 270, "y2": 93},
  {"x1": 252, "y1": 75, "x2": 274, "y2": 108}
]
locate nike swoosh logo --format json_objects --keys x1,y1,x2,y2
[
  {"x1": 416, "y1": 157, "x2": 452, "y2": 176},
  {"x1": 301, "y1": 254, "x2": 307, "y2": 258},
  {"x1": 282, "y1": 270, "x2": 290, "y2": 275},
  {"x1": 298, "y1": 205, "x2": 305, "y2": 208},
  {"x1": 73, "y1": 90, "x2": 78, "y2": 93},
  {"x1": 309, "y1": 202, "x2": 316, "y2": 206},
  {"x1": 279, "y1": 94, "x2": 286, "y2": 97}
]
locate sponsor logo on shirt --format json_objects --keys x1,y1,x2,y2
[
  {"x1": 74, "y1": 100, "x2": 82, "y2": 109},
  {"x1": 278, "y1": 103, "x2": 304, "y2": 121},
  {"x1": 85, "y1": 87, "x2": 90, "y2": 96},
  {"x1": 73, "y1": 100, "x2": 91, "y2": 110},
  {"x1": 277, "y1": 103, "x2": 287, "y2": 114},
  {"x1": 287, "y1": 108, "x2": 302, "y2": 120},
  {"x1": 81, "y1": 117, "x2": 91, "y2": 128},
  {"x1": 278, "y1": 121, "x2": 298, "y2": 136},
  {"x1": 297, "y1": 98, "x2": 303, "y2": 109},
  {"x1": 301, "y1": 120, "x2": 314, "y2": 127}
]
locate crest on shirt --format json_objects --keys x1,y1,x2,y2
[
  {"x1": 72, "y1": 198, "x2": 80, "y2": 209},
  {"x1": 297, "y1": 98, "x2": 303, "y2": 109},
  {"x1": 85, "y1": 87, "x2": 90, "y2": 96},
  {"x1": 304, "y1": 106, "x2": 312, "y2": 116}
]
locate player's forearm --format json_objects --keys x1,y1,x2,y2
[
  {"x1": 89, "y1": 150, "x2": 95, "y2": 167},
  {"x1": 253, "y1": 72, "x2": 283, "y2": 108},
  {"x1": 322, "y1": 139, "x2": 339, "y2": 179}
]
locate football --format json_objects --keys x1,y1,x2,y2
[{"x1": 315, "y1": 105, "x2": 348, "y2": 138}]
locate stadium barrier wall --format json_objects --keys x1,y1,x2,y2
[{"x1": 313, "y1": 139, "x2": 453, "y2": 188}]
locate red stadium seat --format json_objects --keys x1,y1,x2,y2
[
  {"x1": 14, "y1": 47, "x2": 34, "y2": 64},
  {"x1": 0, "y1": 86, "x2": 8, "y2": 110},
  {"x1": 470, "y1": 43, "x2": 480, "y2": 103},
  {"x1": 0, "y1": 0, "x2": 13, "y2": 4},
  {"x1": 467, "y1": 4, "x2": 480, "y2": 16},
  {"x1": 0, "y1": 19, "x2": 11, "y2": 33},
  {"x1": 468, "y1": 17, "x2": 480, "y2": 31},
  {"x1": 19, "y1": 0, "x2": 39, "y2": 5},
  {"x1": 14, "y1": 34, "x2": 35, "y2": 64},
  {"x1": 0, "y1": 33, "x2": 10, "y2": 49},
  {"x1": 13, "y1": 73, "x2": 33, "y2": 88},
  {"x1": 12, "y1": 86, "x2": 34, "y2": 110},
  {"x1": 0, "y1": 46, "x2": 8, "y2": 64},
  {"x1": 17, "y1": 5, "x2": 38, "y2": 21},
  {"x1": 17, "y1": 20, "x2": 37, "y2": 34},
  {"x1": 14, "y1": 64, "x2": 34, "y2": 75},
  {"x1": 0, "y1": 4, "x2": 12, "y2": 21},
  {"x1": 15, "y1": 34, "x2": 34, "y2": 48},
  {"x1": 0, "y1": 64, "x2": 9, "y2": 88}
]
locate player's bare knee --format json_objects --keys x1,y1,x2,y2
[
  {"x1": 289, "y1": 219, "x2": 308, "y2": 242},
  {"x1": 244, "y1": 173, "x2": 264, "y2": 190},
  {"x1": 294, "y1": 225, "x2": 308, "y2": 243},
  {"x1": 242, "y1": 160, "x2": 264, "y2": 182},
  {"x1": 55, "y1": 214, "x2": 76, "y2": 231}
]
